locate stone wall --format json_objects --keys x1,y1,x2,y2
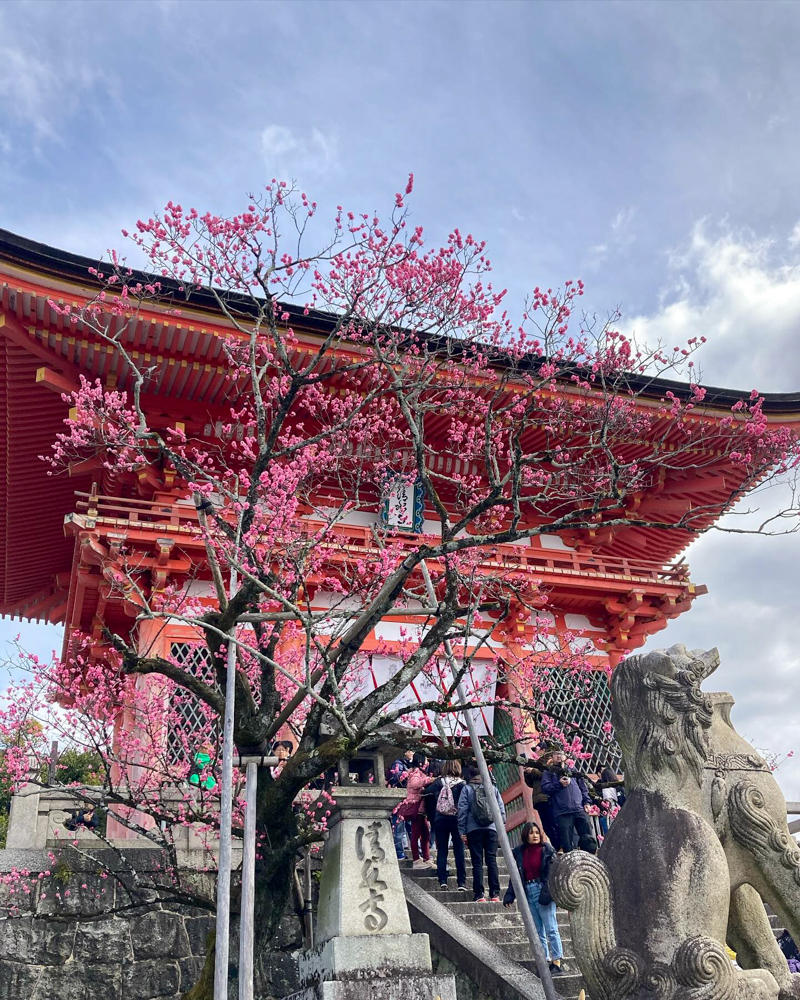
[
  {"x1": 430, "y1": 951, "x2": 496, "y2": 1000},
  {"x1": 0, "y1": 847, "x2": 307, "y2": 1000},
  {"x1": 0, "y1": 848, "x2": 213, "y2": 1000},
  {"x1": 0, "y1": 847, "x2": 494, "y2": 1000}
]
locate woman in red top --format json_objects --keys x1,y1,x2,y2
[
  {"x1": 398, "y1": 753, "x2": 435, "y2": 869},
  {"x1": 504, "y1": 822, "x2": 564, "y2": 974}
]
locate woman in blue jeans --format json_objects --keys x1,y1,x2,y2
[{"x1": 503, "y1": 823, "x2": 564, "y2": 974}]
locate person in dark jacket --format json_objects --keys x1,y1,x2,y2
[
  {"x1": 423, "y1": 759, "x2": 467, "y2": 890},
  {"x1": 388, "y1": 749, "x2": 414, "y2": 859},
  {"x1": 523, "y1": 751, "x2": 561, "y2": 851},
  {"x1": 457, "y1": 766, "x2": 506, "y2": 902},
  {"x1": 540, "y1": 751, "x2": 593, "y2": 853},
  {"x1": 503, "y1": 822, "x2": 564, "y2": 974}
]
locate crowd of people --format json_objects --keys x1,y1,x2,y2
[
  {"x1": 524, "y1": 750, "x2": 624, "y2": 853},
  {"x1": 389, "y1": 745, "x2": 625, "y2": 976},
  {"x1": 256, "y1": 736, "x2": 626, "y2": 976}
]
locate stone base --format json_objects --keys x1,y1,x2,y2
[
  {"x1": 298, "y1": 934, "x2": 433, "y2": 983},
  {"x1": 287, "y1": 973, "x2": 457, "y2": 1000}
]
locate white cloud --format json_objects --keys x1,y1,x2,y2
[
  {"x1": 584, "y1": 207, "x2": 637, "y2": 271},
  {"x1": 627, "y1": 221, "x2": 800, "y2": 391},
  {"x1": 260, "y1": 124, "x2": 339, "y2": 181},
  {"x1": 611, "y1": 207, "x2": 637, "y2": 247},
  {"x1": 0, "y1": 21, "x2": 106, "y2": 142},
  {"x1": 652, "y1": 523, "x2": 800, "y2": 799},
  {"x1": 511, "y1": 206, "x2": 525, "y2": 222}
]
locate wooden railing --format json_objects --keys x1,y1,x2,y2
[{"x1": 74, "y1": 491, "x2": 691, "y2": 588}]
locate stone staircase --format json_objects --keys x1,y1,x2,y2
[{"x1": 401, "y1": 854, "x2": 586, "y2": 1000}]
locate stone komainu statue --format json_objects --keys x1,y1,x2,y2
[{"x1": 550, "y1": 644, "x2": 800, "y2": 1000}]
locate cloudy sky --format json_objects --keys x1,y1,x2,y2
[{"x1": 1, "y1": 1, "x2": 799, "y2": 794}]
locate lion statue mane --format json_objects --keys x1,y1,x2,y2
[{"x1": 550, "y1": 644, "x2": 800, "y2": 1000}]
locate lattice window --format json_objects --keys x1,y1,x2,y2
[
  {"x1": 492, "y1": 708, "x2": 520, "y2": 794},
  {"x1": 167, "y1": 643, "x2": 218, "y2": 762},
  {"x1": 538, "y1": 666, "x2": 621, "y2": 771}
]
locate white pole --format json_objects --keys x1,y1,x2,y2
[
  {"x1": 420, "y1": 562, "x2": 558, "y2": 1000},
  {"x1": 214, "y1": 554, "x2": 239, "y2": 1000},
  {"x1": 239, "y1": 760, "x2": 258, "y2": 1000}
]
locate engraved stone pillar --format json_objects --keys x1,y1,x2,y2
[
  {"x1": 316, "y1": 785, "x2": 411, "y2": 946},
  {"x1": 293, "y1": 778, "x2": 456, "y2": 1000}
]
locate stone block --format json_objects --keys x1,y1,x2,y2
[
  {"x1": 316, "y1": 788, "x2": 410, "y2": 946},
  {"x1": 123, "y1": 958, "x2": 181, "y2": 999},
  {"x1": 299, "y1": 933, "x2": 433, "y2": 984},
  {"x1": 129, "y1": 909, "x2": 191, "y2": 960},
  {"x1": 273, "y1": 910, "x2": 305, "y2": 951},
  {"x1": 0, "y1": 881, "x2": 36, "y2": 913},
  {"x1": 33, "y1": 962, "x2": 123, "y2": 1000},
  {"x1": 0, "y1": 916, "x2": 75, "y2": 965},
  {"x1": 287, "y1": 973, "x2": 457, "y2": 1000},
  {"x1": 259, "y1": 948, "x2": 301, "y2": 998},
  {"x1": 36, "y1": 874, "x2": 113, "y2": 917},
  {"x1": 0, "y1": 960, "x2": 39, "y2": 1000},
  {"x1": 6, "y1": 787, "x2": 42, "y2": 849},
  {"x1": 185, "y1": 913, "x2": 216, "y2": 955},
  {"x1": 179, "y1": 955, "x2": 206, "y2": 993},
  {"x1": 73, "y1": 919, "x2": 133, "y2": 963}
]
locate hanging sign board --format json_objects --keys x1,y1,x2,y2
[{"x1": 381, "y1": 474, "x2": 425, "y2": 533}]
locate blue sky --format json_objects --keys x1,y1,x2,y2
[{"x1": 1, "y1": 0, "x2": 799, "y2": 791}]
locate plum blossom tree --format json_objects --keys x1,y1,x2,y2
[{"x1": 1, "y1": 178, "x2": 798, "y2": 991}]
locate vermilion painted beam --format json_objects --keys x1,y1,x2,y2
[{"x1": 35, "y1": 367, "x2": 80, "y2": 396}]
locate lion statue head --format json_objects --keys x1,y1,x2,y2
[{"x1": 611, "y1": 644, "x2": 720, "y2": 789}]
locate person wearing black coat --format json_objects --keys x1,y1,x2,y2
[
  {"x1": 503, "y1": 822, "x2": 564, "y2": 974},
  {"x1": 523, "y1": 752, "x2": 562, "y2": 851}
]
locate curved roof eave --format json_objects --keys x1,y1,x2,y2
[{"x1": 1, "y1": 227, "x2": 798, "y2": 414}]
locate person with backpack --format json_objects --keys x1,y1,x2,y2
[
  {"x1": 503, "y1": 822, "x2": 564, "y2": 975},
  {"x1": 457, "y1": 765, "x2": 506, "y2": 902},
  {"x1": 396, "y1": 752, "x2": 435, "y2": 869},
  {"x1": 423, "y1": 759, "x2": 467, "y2": 890}
]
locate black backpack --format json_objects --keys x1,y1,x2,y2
[{"x1": 470, "y1": 782, "x2": 494, "y2": 826}]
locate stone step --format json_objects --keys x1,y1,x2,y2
[
  {"x1": 498, "y1": 941, "x2": 573, "y2": 963},
  {"x1": 519, "y1": 963, "x2": 585, "y2": 997},
  {"x1": 463, "y1": 916, "x2": 574, "y2": 944},
  {"x1": 482, "y1": 928, "x2": 578, "y2": 958},
  {"x1": 477, "y1": 926, "x2": 532, "y2": 945},
  {"x1": 400, "y1": 862, "x2": 510, "y2": 877}
]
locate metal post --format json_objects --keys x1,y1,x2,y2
[
  {"x1": 303, "y1": 850, "x2": 314, "y2": 949},
  {"x1": 214, "y1": 565, "x2": 239, "y2": 1000},
  {"x1": 239, "y1": 761, "x2": 258, "y2": 1000},
  {"x1": 420, "y1": 562, "x2": 558, "y2": 1000}
]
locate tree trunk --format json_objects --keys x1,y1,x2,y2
[{"x1": 184, "y1": 790, "x2": 300, "y2": 999}]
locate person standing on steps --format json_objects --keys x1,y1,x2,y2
[
  {"x1": 423, "y1": 759, "x2": 467, "y2": 891},
  {"x1": 541, "y1": 751, "x2": 593, "y2": 853},
  {"x1": 398, "y1": 752, "x2": 435, "y2": 869},
  {"x1": 457, "y1": 765, "x2": 506, "y2": 902},
  {"x1": 523, "y1": 750, "x2": 562, "y2": 852},
  {"x1": 503, "y1": 822, "x2": 564, "y2": 975},
  {"x1": 388, "y1": 748, "x2": 414, "y2": 860}
]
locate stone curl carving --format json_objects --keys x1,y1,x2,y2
[{"x1": 549, "y1": 644, "x2": 800, "y2": 1000}]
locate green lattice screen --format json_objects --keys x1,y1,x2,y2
[
  {"x1": 492, "y1": 708, "x2": 519, "y2": 793},
  {"x1": 538, "y1": 666, "x2": 621, "y2": 771}
]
